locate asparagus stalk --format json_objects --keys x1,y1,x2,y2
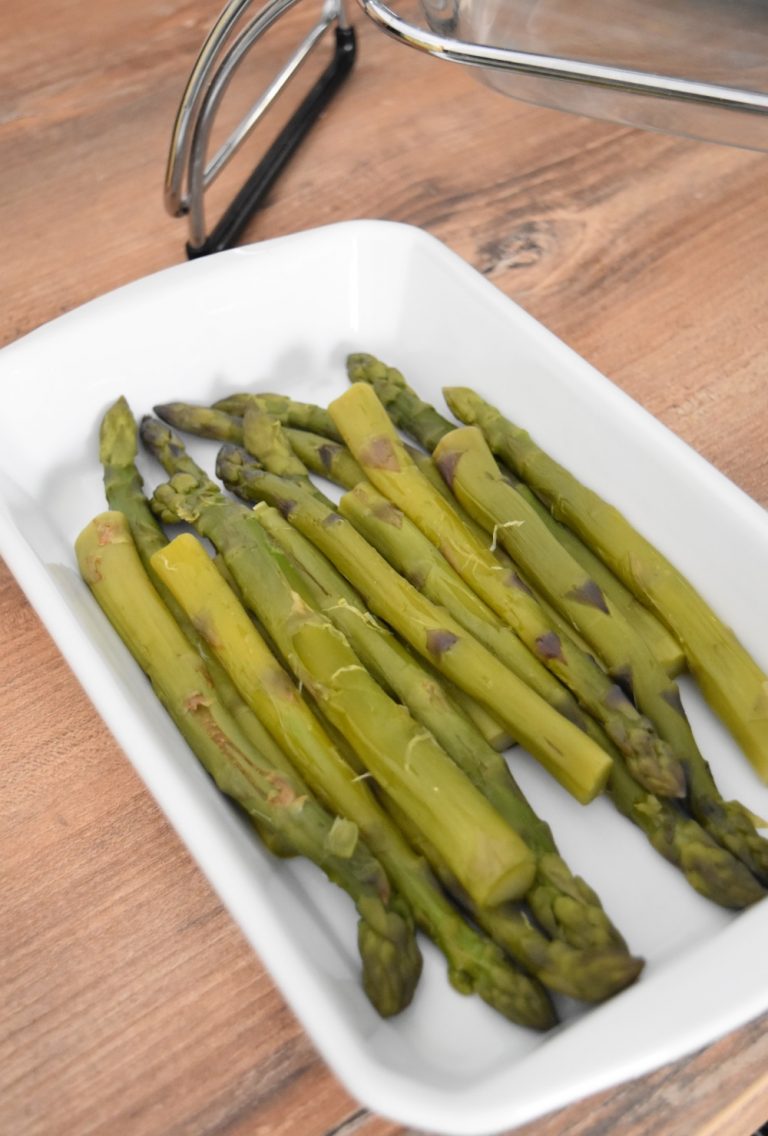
[
  {"x1": 149, "y1": 521, "x2": 535, "y2": 909},
  {"x1": 433, "y1": 425, "x2": 704, "y2": 804},
  {"x1": 254, "y1": 500, "x2": 635, "y2": 960},
  {"x1": 586, "y1": 719, "x2": 764, "y2": 908},
  {"x1": 381, "y1": 794, "x2": 642, "y2": 1002},
  {"x1": 75, "y1": 511, "x2": 422, "y2": 1017},
  {"x1": 215, "y1": 448, "x2": 612, "y2": 805},
  {"x1": 328, "y1": 383, "x2": 684, "y2": 801},
  {"x1": 445, "y1": 385, "x2": 768, "y2": 774},
  {"x1": 341, "y1": 480, "x2": 594, "y2": 730},
  {"x1": 285, "y1": 427, "x2": 367, "y2": 490},
  {"x1": 443, "y1": 388, "x2": 768, "y2": 876},
  {"x1": 341, "y1": 482, "x2": 766, "y2": 908},
  {"x1": 240, "y1": 409, "x2": 514, "y2": 751},
  {"x1": 146, "y1": 529, "x2": 554, "y2": 1028},
  {"x1": 139, "y1": 421, "x2": 543, "y2": 898},
  {"x1": 100, "y1": 395, "x2": 298, "y2": 858},
  {"x1": 212, "y1": 392, "x2": 343, "y2": 441},
  {"x1": 346, "y1": 352, "x2": 684, "y2": 676},
  {"x1": 216, "y1": 451, "x2": 765, "y2": 908}
]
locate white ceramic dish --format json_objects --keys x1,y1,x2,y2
[{"x1": 2, "y1": 220, "x2": 767, "y2": 1136}]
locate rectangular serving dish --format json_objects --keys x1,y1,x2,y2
[{"x1": 2, "y1": 220, "x2": 768, "y2": 1135}]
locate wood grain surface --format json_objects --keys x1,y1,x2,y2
[{"x1": 2, "y1": 2, "x2": 767, "y2": 1134}]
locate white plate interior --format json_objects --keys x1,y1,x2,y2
[{"x1": 2, "y1": 220, "x2": 768, "y2": 1135}]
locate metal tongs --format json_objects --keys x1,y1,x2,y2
[{"x1": 166, "y1": 0, "x2": 768, "y2": 258}]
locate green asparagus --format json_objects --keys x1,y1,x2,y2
[
  {"x1": 76, "y1": 511, "x2": 421, "y2": 1017},
  {"x1": 253, "y1": 499, "x2": 636, "y2": 962},
  {"x1": 212, "y1": 392, "x2": 343, "y2": 440},
  {"x1": 215, "y1": 448, "x2": 612, "y2": 805},
  {"x1": 381, "y1": 794, "x2": 642, "y2": 1002},
  {"x1": 328, "y1": 383, "x2": 683, "y2": 801},
  {"x1": 100, "y1": 395, "x2": 298, "y2": 857},
  {"x1": 146, "y1": 526, "x2": 554, "y2": 1027},
  {"x1": 445, "y1": 384, "x2": 768, "y2": 779},
  {"x1": 346, "y1": 352, "x2": 684, "y2": 675}
]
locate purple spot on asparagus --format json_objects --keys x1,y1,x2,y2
[
  {"x1": 567, "y1": 579, "x2": 610, "y2": 613},
  {"x1": 611, "y1": 665, "x2": 635, "y2": 701},
  {"x1": 536, "y1": 632, "x2": 565, "y2": 662},
  {"x1": 504, "y1": 571, "x2": 533, "y2": 595},
  {"x1": 372, "y1": 500, "x2": 403, "y2": 528},
  {"x1": 321, "y1": 511, "x2": 344, "y2": 527},
  {"x1": 604, "y1": 684, "x2": 633, "y2": 712},
  {"x1": 435, "y1": 448, "x2": 462, "y2": 489},
  {"x1": 275, "y1": 497, "x2": 296, "y2": 518},
  {"x1": 361, "y1": 436, "x2": 400, "y2": 471},
  {"x1": 407, "y1": 566, "x2": 427, "y2": 590},
  {"x1": 318, "y1": 442, "x2": 342, "y2": 472},
  {"x1": 426, "y1": 629, "x2": 460, "y2": 658},
  {"x1": 662, "y1": 687, "x2": 687, "y2": 717}
]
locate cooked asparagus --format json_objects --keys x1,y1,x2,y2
[
  {"x1": 212, "y1": 392, "x2": 342, "y2": 441},
  {"x1": 75, "y1": 511, "x2": 421, "y2": 1017},
  {"x1": 328, "y1": 383, "x2": 683, "y2": 801},
  {"x1": 445, "y1": 384, "x2": 768, "y2": 777},
  {"x1": 443, "y1": 387, "x2": 768, "y2": 877},
  {"x1": 381, "y1": 794, "x2": 642, "y2": 1002},
  {"x1": 346, "y1": 352, "x2": 684, "y2": 675},
  {"x1": 146, "y1": 526, "x2": 554, "y2": 1028},
  {"x1": 216, "y1": 448, "x2": 612, "y2": 805},
  {"x1": 100, "y1": 395, "x2": 297, "y2": 857},
  {"x1": 148, "y1": 518, "x2": 535, "y2": 909},
  {"x1": 254, "y1": 499, "x2": 635, "y2": 960}
]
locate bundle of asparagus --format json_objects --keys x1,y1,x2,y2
[{"x1": 76, "y1": 350, "x2": 768, "y2": 1030}]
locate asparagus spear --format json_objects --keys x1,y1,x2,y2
[
  {"x1": 216, "y1": 448, "x2": 612, "y2": 805},
  {"x1": 380, "y1": 794, "x2": 642, "y2": 1002},
  {"x1": 240, "y1": 408, "x2": 514, "y2": 751},
  {"x1": 100, "y1": 395, "x2": 298, "y2": 858},
  {"x1": 75, "y1": 511, "x2": 421, "y2": 1017},
  {"x1": 328, "y1": 383, "x2": 684, "y2": 802},
  {"x1": 146, "y1": 529, "x2": 555, "y2": 1029},
  {"x1": 433, "y1": 425, "x2": 712, "y2": 809},
  {"x1": 149, "y1": 521, "x2": 535, "y2": 909},
  {"x1": 443, "y1": 388, "x2": 768, "y2": 875},
  {"x1": 341, "y1": 479, "x2": 594, "y2": 730},
  {"x1": 212, "y1": 392, "x2": 343, "y2": 441},
  {"x1": 445, "y1": 385, "x2": 768, "y2": 776},
  {"x1": 346, "y1": 352, "x2": 684, "y2": 676},
  {"x1": 217, "y1": 451, "x2": 765, "y2": 908},
  {"x1": 586, "y1": 720, "x2": 764, "y2": 908},
  {"x1": 254, "y1": 499, "x2": 635, "y2": 959},
  {"x1": 139, "y1": 421, "x2": 542, "y2": 893}
]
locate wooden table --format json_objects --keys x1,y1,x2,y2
[{"x1": 3, "y1": 3, "x2": 768, "y2": 1134}]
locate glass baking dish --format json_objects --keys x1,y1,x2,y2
[
  {"x1": 166, "y1": 0, "x2": 768, "y2": 254},
  {"x1": 364, "y1": 0, "x2": 768, "y2": 151}
]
